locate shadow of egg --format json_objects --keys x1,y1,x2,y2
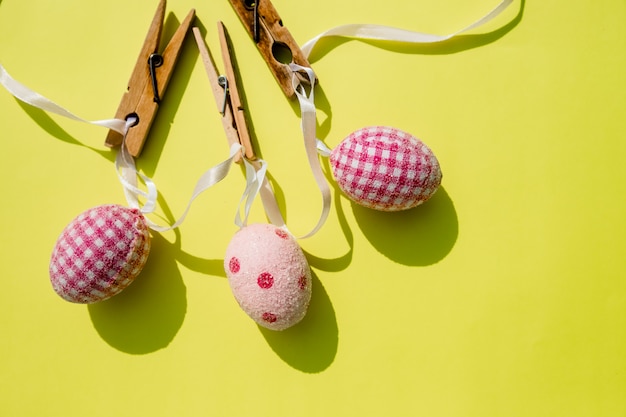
[
  {"x1": 351, "y1": 186, "x2": 458, "y2": 266},
  {"x1": 88, "y1": 234, "x2": 187, "y2": 354},
  {"x1": 259, "y1": 272, "x2": 338, "y2": 373}
]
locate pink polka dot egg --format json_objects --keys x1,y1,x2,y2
[
  {"x1": 49, "y1": 204, "x2": 151, "y2": 304},
  {"x1": 330, "y1": 126, "x2": 442, "y2": 211},
  {"x1": 225, "y1": 223, "x2": 312, "y2": 331}
]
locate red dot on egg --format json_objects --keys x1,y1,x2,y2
[
  {"x1": 257, "y1": 272, "x2": 274, "y2": 289},
  {"x1": 262, "y1": 312, "x2": 277, "y2": 323},
  {"x1": 275, "y1": 229, "x2": 288, "y2": 239},
  {"x1": 229, "y1": 257, "x2": 240, "y2": 273},
  {"x1": 298, "y1": 275, "x2": 307, "y2": 290}
]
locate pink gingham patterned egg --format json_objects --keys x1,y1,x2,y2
[
  {"x1": 330, "y1": 126, "x2": 442, "y2": 211},
  {"x1": 49, "y1": 204, "x2": 151, "y2": 304},
  {"x1": 225, "y1": 223, "x2": 312, "y2": 331}
]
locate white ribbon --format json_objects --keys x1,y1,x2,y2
[
  {"x1": 301, "y1": 0, "x2": 515, "y2": 59},
  {"x1": 116, "y1": 139, "x2": 247, "y2": 232},
  {"x1": 0, "y1": 63, "x2": 127, "y2": 134},
  {"x1": 0, "y1": 63, "x2": 255, "y2": 232},
  {"x1": 289, "y1": 64, "x2": 332, "y2": 239},
  {"x1": 235, "y1": 156, "x2": 269, "y2": 228}
]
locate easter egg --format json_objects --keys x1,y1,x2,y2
[
  {"x1": 49, "y1": 204, "x2": 151, "y2": 304},
  {"x1": 224, "y1": 223, "x2": 312, "y2": 331},
  {"x1": 330, "y1": 126, "x2": 442, "y2": 211}
]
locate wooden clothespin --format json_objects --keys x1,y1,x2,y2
[
  {"x1": 193, "y1": 22, "x2": 255, "y2": 162},
  {"x1": 227, "y1": 0, "x2": 316, "y2": 99},
  {"x1": 105, "y1": 0, "x2": 195, "y2": 157}
]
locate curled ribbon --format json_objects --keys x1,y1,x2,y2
[
  {"x1": 117, "y1": 139, "x2": 246, "y2": 232},
  {"x1": 301, "y1": 0, "x2": 515, "y2": 59}
]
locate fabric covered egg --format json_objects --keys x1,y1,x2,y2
[
  {"x1": 49, "y1": 204, "x2": 151, "y2": 304},
  {"x1": 330, "y1": 126, "x2": 442, "y2": 211},
  {"x1": 224, "y1": 223, "x2": 312, "y2": 331}
]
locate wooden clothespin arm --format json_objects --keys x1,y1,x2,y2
[
  {"x1": 194, "y1": 23, "x2": 256, "y2": 162},
  {"x1": 227, "y1": 0, "x2": 316, "y2": 99},
  {"x1": 105, "y1": 0, "x2": 195, "y2": 157}
]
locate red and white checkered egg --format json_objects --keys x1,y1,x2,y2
[
  {"x1": 49, "y1": 204, "x2": 151, "y2": 304},
  {"x1": 225, "y1": 223, "x2": 312, "y2": 331},
  {"x1": 330, "y1": 126, "x2": 442, "y2": 211}
]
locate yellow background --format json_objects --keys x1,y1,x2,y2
[{"x1": 1, "y1": 0, "x2": 625, "y2": 416}]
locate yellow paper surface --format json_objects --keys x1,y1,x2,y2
[{"x1": 1, "y1": 1, "x2": 625, "y2": 416}]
